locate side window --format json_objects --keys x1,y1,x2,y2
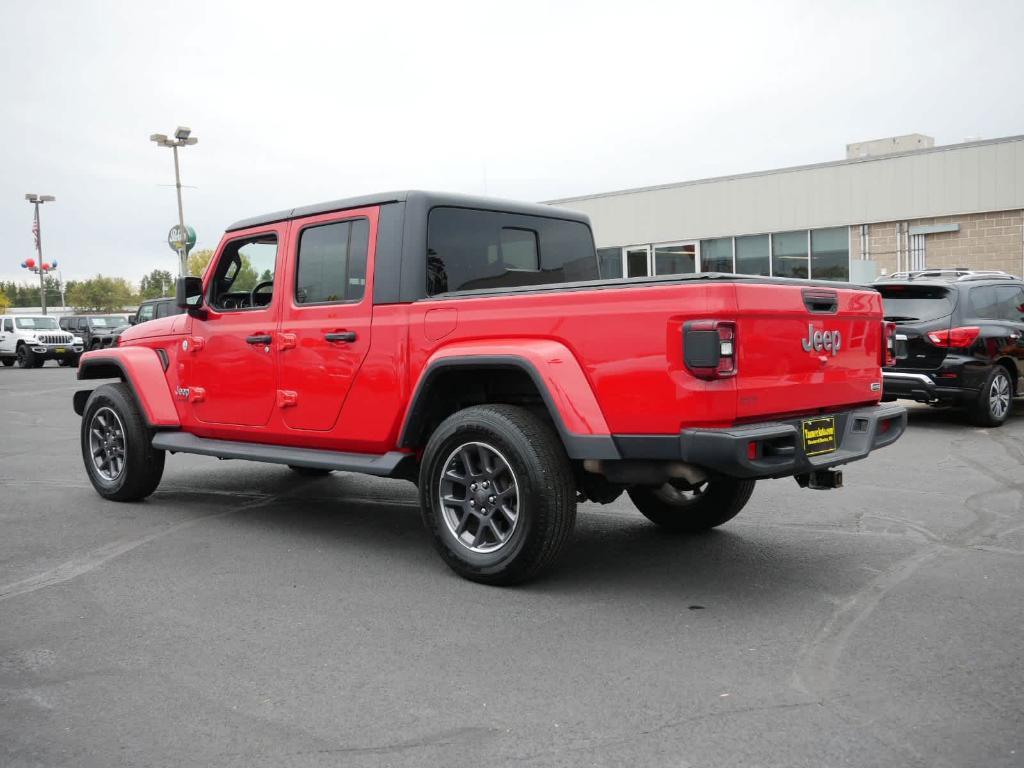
[
  {"x1": 295, "y1": 219, "x2": 370, "y2": 304},
  {"x1": 155, "y1": 302, "x2": 168, "y2": 319},
  {"x1": 995, "y1": 286, "x2": 1024, "y2": 322},
  {"x1": 426, "y1": 207, "x2": 598, "y2": 295},
  {"x1": 137, "y1": 304, "x2": 155, "y2": 323},
  {"x1": 3, "y1": 318, "x2": 12, "y2": 332},
  {"x1": 968, "y1": 286, "x2": 1000, "y2": 319},
  {"x1": 78, "y1": 319, "x2": 88, "y2": 331},
  {"x1": 209, "y1": 234, "x2": 279, "y2": 311}
]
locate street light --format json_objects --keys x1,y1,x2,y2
[
  {"x1": 150, "y1": 126, "x2": 198, "y2": 277},
  {"x1": 23, "y1": 194, "x2": 57, "y2": 315}
]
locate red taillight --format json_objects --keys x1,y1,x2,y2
[
  {"x1": 927, "y1": 326, "x2": 980, "y2": 348},
  {"x1": 882, "y1": 322, "x2": 896, "y2": 367},
  {"x1": 683, "y1": 320, "x2": 737, "y2": 380}
]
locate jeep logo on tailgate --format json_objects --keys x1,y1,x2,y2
[{"x1": 801, "y1": 324, "x2": 841, "y2": 355}]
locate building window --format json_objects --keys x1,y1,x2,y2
[
  {"x1": 654, "y1": 243, "x2": 696, "y2": 275},
  {"x1": 700, "y1": 238, "x2": 733, "y2": 273},
  {"x1": 810, "y1": 227, "x2": 849, "y2": 281},
  {"x1": 596, "y1": 247, "x2": 621, "y2": 278},
  {"x1": 772, "y1": 231, "x2": 809, "y2": 279},
  {"x1": 736, "y1": 234, "x2": 770, "y2": 276}
]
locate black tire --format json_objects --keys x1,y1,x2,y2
[
  {"x1": 628, "y1": 478, "x2": 756, "y2": 533},
  {"x1": 288, "y1": 465, "x2": 334, "y2": 477},
  {"x1": 15, "y1": 346, "x2": 32, "y2": 368},
  {"x1": 969, "y1": 365, "x2": 1013, "y2": 427},
  {"x1": 81, "y1": 382, "x2": 165, "y2": 501},
  {"x1": 419, "y1": 404, "x2": 577, "y2": 585},
  {"x1": 59, "y1": 356, "x2": 80, "y2": 368},
  {"x1": 1, "y1": 357, "x2": 13, "y2": 367}
]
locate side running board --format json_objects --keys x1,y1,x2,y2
[{"x1": 151, "y1": 431, "x2": 413, "y2": 478}]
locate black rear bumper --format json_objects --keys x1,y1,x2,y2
[{"x1": 614, "y1": 402, "x2": 907, "y2": 480}]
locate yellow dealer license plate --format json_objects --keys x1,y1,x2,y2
[
  {"x1": 55, "y1": 347, "x2": 65, "y2": 354},
  {"x1": 802, "y1": 416, "x2": 837, "y2": 456}
]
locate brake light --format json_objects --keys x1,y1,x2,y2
[
  {"x1": 882, "y1": 322, "x2": 896, "y2": 367},
  {"x1": 683, "y1": 320, "x2": 737, "y2": 380},
  {"x1": 927, "y1": 326, "x2": 980, "y2": 348}
]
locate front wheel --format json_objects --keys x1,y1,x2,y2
[
  {"x1": 628, "y1": 478, "x2": 756, "y2": 533},
  {"x1": 970, "y1": 366, "x2": 1013, "y2": 427},
  {"x1": 419, "y1": 405, "x2": 577, "y2": 585},
  {"x1": 81, "y1": 382, "x2": 165, "y2": 501},
  {"x1": 15, "y1": 346, "x2": 33, "y2": 368}
]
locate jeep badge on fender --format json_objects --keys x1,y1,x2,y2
[{"x1": 801, "y1": 324, "x2": 841, "y2": 355}]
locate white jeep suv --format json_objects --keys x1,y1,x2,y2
[{"x1": 0, "y1": 315, "x2": 84, "y2": 368}]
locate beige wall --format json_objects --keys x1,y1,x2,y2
[
  {"x1": 548, "y1": 136, "x2": 1024, "y2": 249},
  {"x1": 854, "y1": 209, "x2": 1024, "y2": 276}
]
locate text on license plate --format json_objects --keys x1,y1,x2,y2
[{"x1": 802, "y1": 416, "x2": 837, "y2": 456}]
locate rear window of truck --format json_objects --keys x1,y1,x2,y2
[
  {"x1": 877, "y1": 284, "x2": 956, "y2": 322},
  {"x1": 426, "y1": 207, "x2": 598, "y2": 295}
]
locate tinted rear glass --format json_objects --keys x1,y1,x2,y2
[
  {"x1": 877, "y1": 285, "x2": 956, "y2": 322},
  {"x1": 426, "y1": 207, "x2": 598, "y2": 295}
]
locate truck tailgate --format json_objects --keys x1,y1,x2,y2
[{"x1": 732, "y1": 283, "x2": 883, "y2": 419}]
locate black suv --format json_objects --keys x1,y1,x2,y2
[
  {"x1": 877, "y1": 269, "x2": 1024, "y2": 426},
  {"x1": 130, "y1": 297, "x2": 182, "y2": 326},
  {"x1": 59, "y1": 315, "x2": 131, "y2": 350}
]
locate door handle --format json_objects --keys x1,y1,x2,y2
[
  {"x1": 324, "y1": 331, "x2": 357, "y2": 343},
  {"x1": 246, "y1": 334, "x2": 273, "y2": 344}
]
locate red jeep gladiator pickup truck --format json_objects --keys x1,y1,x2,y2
[{"x1": 74, "y1": 191, "x2": 906, "y2": 584}]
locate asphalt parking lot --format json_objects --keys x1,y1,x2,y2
[{"x1": 1, "y1": 365, "x2": 1022, "y2": 768}]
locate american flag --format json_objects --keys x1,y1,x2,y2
[{"x1": 31, "y1": 214, "x2": 39, "y2": 252}]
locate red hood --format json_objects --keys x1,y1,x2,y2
[{"x1": 119, "y1": 315, "x2": 188, "y2": 343}]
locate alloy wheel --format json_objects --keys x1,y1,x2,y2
[
  {"x1": 438, "y1": 441, "x2": 520, "y2": 553},
  {"x1": 89, "y1": 406, "x2": 127, "y2": 482},
  {"x1": 990, "y1": 372, "x2": 1011, "y2": 420}
]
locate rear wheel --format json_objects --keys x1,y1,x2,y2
[
  {"x1": 419, "y1": 404, "x2": 576, "y2": 585},
  {"x1": 1, "y1": 357, "x2": 13, "y2": 367},
  {"x1": 629, "y1": 478, "x2": 756, "y2": 532},
  {"x1": 970, "y1": 366, "x2": 1013, "y2": 427},
  {"x1": 81, "y1": 383, "x2": 165, "y2": 501}
]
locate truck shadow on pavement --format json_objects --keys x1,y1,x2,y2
[{"x1": 150, "y1": 466, "x2": 880, "y2": 604}]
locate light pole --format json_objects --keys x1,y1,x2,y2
[
  {"x1": 150, "y1": 126, "x2": 198, "y2": 278},
  {"x1": 24, "y1": 194, "x2": 56, "y2": 315}
]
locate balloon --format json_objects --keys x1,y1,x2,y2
[
  {"x1": 42, "y1": 263, "x2": 50, "y2": 271},
  {"x1": 51, "y1": 260, "x2": 58, "y2": 268},
  {"x1": 20, "y1": 261, "x2": 26, "y2": 268},
  {"x1": 25, "y1": 258, "x2": 35, "y2": 269}
]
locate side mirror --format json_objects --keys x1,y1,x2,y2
[
  {"x1": 129, "y1": 316, "x2": 137, "y2": 325},
  {"x1": 176, "y1": 276, "x2": 204, "y2": 310}
]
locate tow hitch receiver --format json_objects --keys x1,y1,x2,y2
[{"x1": 795, "y1": 468, "x2": 843, "y2": 490}]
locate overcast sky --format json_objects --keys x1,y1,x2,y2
[{"x1": 1, "y1": 0, "x2": 1022, "y2": 285}]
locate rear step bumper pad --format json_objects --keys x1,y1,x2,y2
[
  {"x1": 615, "y1": 402, "x2": 907, "y2": 480},
  {"x1": 151, "y1": 432, "x2": 412, "y2": 477}
]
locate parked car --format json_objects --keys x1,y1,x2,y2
[
  {"x1": 73, "y1": 190, "x2": 906, "y2": 584},
  {"x1": 130, "y1": 298, "x2": 182, "y2": 326},
  {"x1": 878, "y1": 269, "x2": 1024, "y2": 426},
  {"x1": 0, "y1": 314, "x2": 83, "y2": 368},
  {"x1": 59, "y1": 314, "x2": 131, "y2": 351}
]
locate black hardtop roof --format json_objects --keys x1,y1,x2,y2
[{"x1": 225, "y1": 190, "x2": 591, "y2": 233}]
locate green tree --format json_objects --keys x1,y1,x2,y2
[
  {"x1": 187, "y1": 248, "x2": 215, "y2": 277},
  {"x1": 139, "y1": 269, "x2": 175, "y2": 299},
  {"x1": 0, "y1": 288, "x2": 9, "y2": 313},
  {"x1": 67, "y1": 275, "x2": 136, "y2": 312}
]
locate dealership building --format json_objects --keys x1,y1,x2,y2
[{"x1": 546, "y1": 133, "x2": 1024, "y2": 284}]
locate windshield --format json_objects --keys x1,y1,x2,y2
[
  {"x1": 878, "y1": 285, "x2": 956, "y2": 323},
  {"x1": 89, "y1": 317, "x2": 120, "y2": 328},
  {"x1": 15, "y1": 317, "x2": 60, "y2": 330}
]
